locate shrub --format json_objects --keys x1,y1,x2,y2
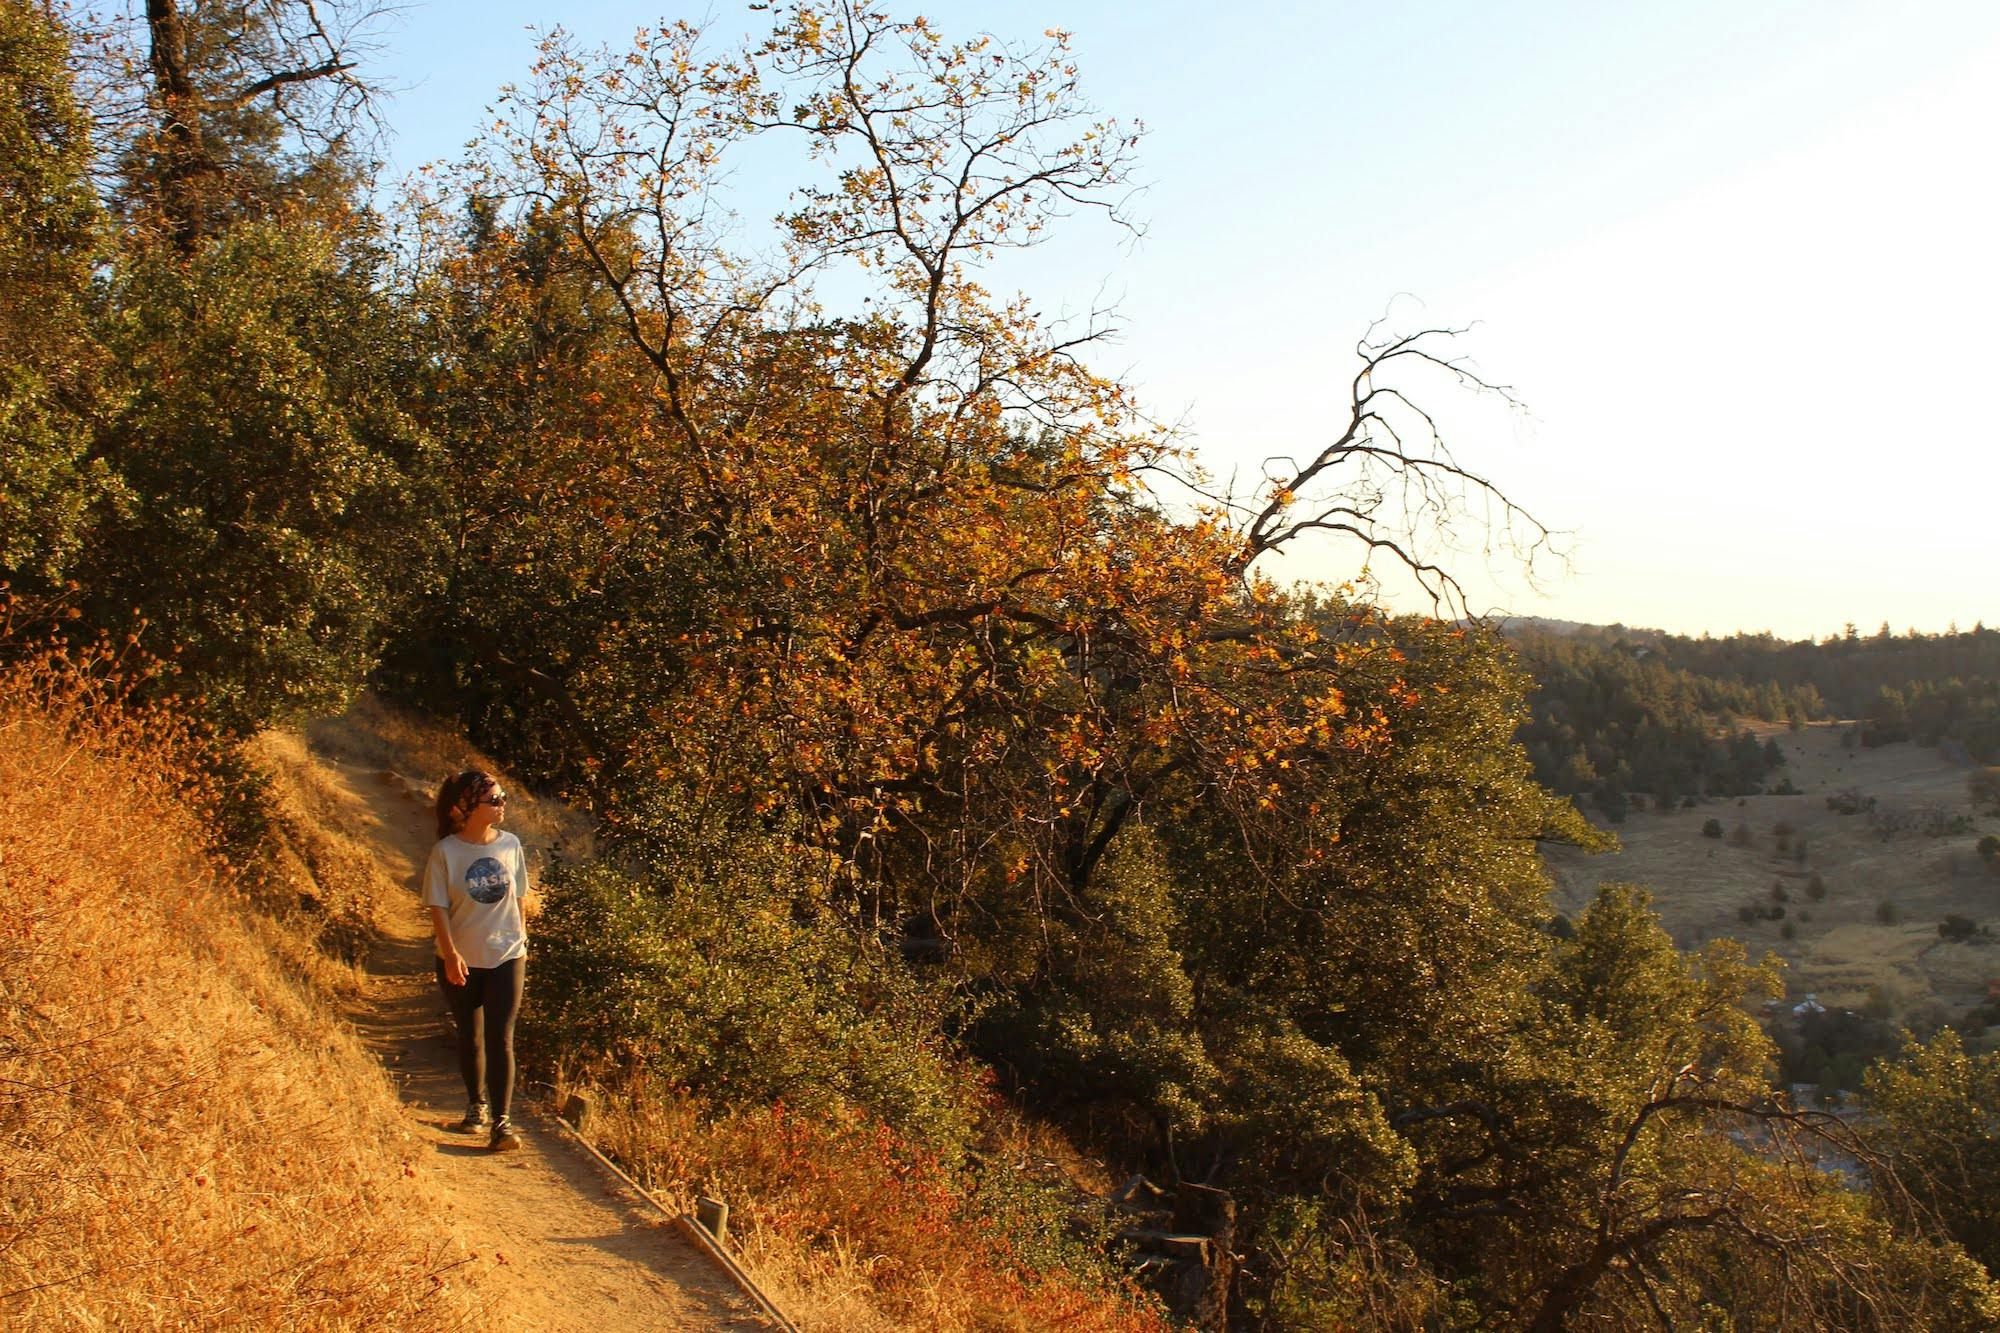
[
  {"x1": 532, "y1": 832, "x2": 975, "y2": 1156},
  {"x1": 1779, "y1": 1006, "x2": 1899, "y2": 1089},
  {"x1": 1939, "y1": 915, "x2": 1979, "y2": 942},
  {"x1": 1771, "y1": 879, "x2": 1790, "y2": 903},
  {"x1": 1781, "y1": 921, "x2": 1797, "y2": 940},
  {"x1": 1806, "y1": 873, "x2": 1827, "y2": 901},
  {"x1": 1727, "y1": 821, "x2": 1754, "y2": 847},
  {"x1": 1738, "y1": 904, "x2": 1758, "y2": 924},
  {"x1": 1978, "y1": 834, "x2": 2000, "y2": 867},
  {"x1": 559, "y1": 1077, "x2": 1167, "y2": 1332},
  {"x1": 1702, "y1": 818, "x2": 1725, "y2": 839},
  {"x1": 1877, "y1": 899, "x2": 1902, "y2": 926}
]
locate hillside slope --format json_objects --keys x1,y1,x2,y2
[
  {"x1": 1546, "y1": 720, "x2": 1999, "y2": 1022},
  {"x1": 0, "y1": 677, "x2": 482, "y2": 1327}
]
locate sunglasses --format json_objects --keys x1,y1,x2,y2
[{"x1": 474, "y1": 790, "x2": 508, "y2": 808}]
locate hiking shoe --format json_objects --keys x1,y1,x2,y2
[
  {"x1": 489, "y1": 1119, "x2": 522, "y2": 1152},
  {"x1": 457, "y1": 1102, "x2": 491, "y2": 1133}
]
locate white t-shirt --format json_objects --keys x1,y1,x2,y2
[{"x1": 422, "y1": 831, "x2": 529, "y2": 971}]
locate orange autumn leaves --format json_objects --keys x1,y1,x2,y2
[{"x1": 399, "y1": 3, "x2": 1435, "y2": 941}]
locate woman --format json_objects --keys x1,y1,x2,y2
[{"x1": 425, "y1": 769, "x2": 529, "y2": 1151}]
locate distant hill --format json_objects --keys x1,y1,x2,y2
[
  {"x1": 1542, "y1": 721, "x2": 2000, "y2": 1082},
  {"x1": 1490, "y1": 615, "x2": 1606, "y2": 638},
  {"x1": 1505, "y1": 623, "x2": 2000, "y2": 819}
]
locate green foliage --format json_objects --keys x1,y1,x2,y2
[
  {"x1": 82, "y1": 224, "x2": 437, "y2": 729},
  {"x1": 1702, "y1": 816, "x2": 1724, "y2": 838},
  {"x1": 0, "y1": 2, "x2": 120, "y2": 583},
  {"x1": 971, "y1": 826, "x2": 1221, "y2": 1142},
  {"x1": 963, "y1": 1158, "x2": 1131, "y2": 1292},
  {"x1": 1862, "y1": 685, "x2": 1912, "y2": 747},
  {"x1": 1512, "y1": 629, "x2": 1807, "y2": 804},
  {"x1": 530, "y1": 822, "x2": 974, "y2": 1158},
  {"x1": 1865, "y1": 1030, "x2": 2000, "y2": 1274},
  {"x1": 1780, "y1": 1007, "x2": 1899, "y2": 1091},
  {"x1": 1516, "y1": 622, "x2": 2000, "y2": 783},
  {"x1": 1878, "y1": 899, "x2": 1902, "y2": 926},
  {"x1": 1245, "y1": 1197, "x2": 1458, "y2": 1330}
]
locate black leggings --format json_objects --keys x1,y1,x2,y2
[{"x1": 435, "y1": 955, "x2": 525, "y2": 1120}]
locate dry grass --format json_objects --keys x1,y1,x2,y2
[
  {"x1": 0, "y1": 651, "x2": 486, "y2": 1329},
  {"x1": 1547, "y1": 721, "x2": 2000, "y2": 1022},
  {"x1": 304, "y1": 692, "x2": 592, "y2": 863},
  {"x1": 556, "y1": 1071, "x2": 1168, "y2": 1333}
]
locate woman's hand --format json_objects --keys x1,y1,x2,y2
[{"x1": 429, "y1": 906, "x2": 468, "y2": 984}]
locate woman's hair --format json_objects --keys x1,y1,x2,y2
[{"x1": 435, "y1": 769, "x2": 500, "y2": 839}]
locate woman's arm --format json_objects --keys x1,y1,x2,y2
[{"x1": 430, "y1": 907, "x2": 469, "y2": 985}]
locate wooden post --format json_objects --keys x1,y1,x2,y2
[
  {"x1": 1173, "y1": 1183, "x2": 1236, "y2": 1331},
  {"x1": 696, "y1": 1195, "x2": 729, "y2": 1245}
]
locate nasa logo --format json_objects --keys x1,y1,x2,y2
[{"x1": 465, "y1": 856, "x2": 511, "y2": 905}]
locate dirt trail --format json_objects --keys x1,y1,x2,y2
[{"x1": 259, "y1": 730, "x2": 771, "y2": 1333}]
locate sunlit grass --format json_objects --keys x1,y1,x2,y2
[
  {"x1": 553, "y1": 1067, "x2": 1168, "y2": 1333},
  {"x1": 0, "y1": 647, "x2": 484, "y2": 1328}
]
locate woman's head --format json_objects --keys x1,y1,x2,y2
[{"x1": 435, "y1": 769, "x2": 507, "y2": 839}]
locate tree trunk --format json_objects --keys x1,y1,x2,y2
[{"x1": 144, "y1": 0, "x2": 216, "y2": 244}]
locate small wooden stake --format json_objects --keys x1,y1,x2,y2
[{"x1": 696, "y1": 1195, "x2": 729, "y2": 1245}]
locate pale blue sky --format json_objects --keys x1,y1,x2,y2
[{"x1": 368, "y1": 2, "x2": 2000, "y2": 639}]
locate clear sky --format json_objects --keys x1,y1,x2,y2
[{"x1": 365, "y1": 1, "x2": 2000, "y2": 641}]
